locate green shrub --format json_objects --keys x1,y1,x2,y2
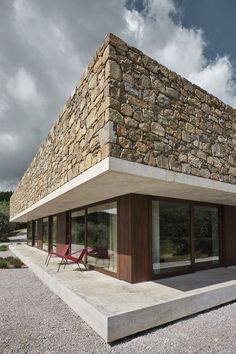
[
  {"x1": 9, "y1": 257, "x2": 23, "y2": 268},
  {"x1": 0, "y1": 235, "x2": 9, "y2": 242},
  {"x1": 0, "y1": 259, "x2": 8, "y2": 268},
  {"x1": 5, "y1": 256, "x2": 13, "y2": 261},
  {"x1": 0, "y1": 245, "x2": 8, "y2": 251}
]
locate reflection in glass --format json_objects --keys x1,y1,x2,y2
[
  {"x1": 42, "y1": 218, "x2": 49, "y2": 251},
  {"x1": 34, "y1": 220, "x2": 39, "y2": 247},
  {"x1": 152, "y1": 200, "x2": 191, "y2": 274},
  {"x1": 27, "y1": 222, "x2": 33, "y2": 245},
  {"x1": 194, "y1": 206, "x2": 219, "y2": 265},
  {"x1": 87, "y1": 202, "x2": 117, "y2": 272},
  {"x1": 51, "y1": 216, "x2": 57, "y2": 251},
  {"x1": 71, "y1": 210, "x2": 85, "y2": 253}
]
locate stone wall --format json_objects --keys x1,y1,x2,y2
[
  {"x1": 11, "y1": 33, "x2": 236, "y2": 218},
  {"x1": 106, "y1": 34, "x2": 236, "y2": 185},
  {"x1": 10, "y1": 34, "x2": 117, "y2": 218}
]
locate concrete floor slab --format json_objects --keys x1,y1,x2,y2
[{"x1": 10, "y1": 244, "x2": 236, "y2": 342}]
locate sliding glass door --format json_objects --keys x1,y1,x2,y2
[
  {"x1": 42, "y1": 218, "x2": 49, "y2": 251},
  {"x1": 50, "y1": 216, "x2": 57, "y2": 252},
  {"x1": 193, "y1": 206, "x2": 219, "y2": 266},
  {"x1": 87, "y1": 202, "x2": 117, "y2": 273},
  {"x1": 69, "y1": 201, "x2": 118, "y2": 274},
  {"x1": 152, "y1": 200, "x2": 191, "y2": 274},
  {"x1": 70, "y1": 210, "x2": 85, "y2": 253},
  {"x1": 152, "y1": 199, "x2": 220, "y2": 276}
]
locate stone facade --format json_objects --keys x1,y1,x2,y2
[
  {"x1": 106, "y1": 35, "x2": 236, "y2": 183},
  {"x1": 11, "y1": 33, "x2": 236, "y2": 218}
]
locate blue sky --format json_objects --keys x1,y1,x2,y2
[
  {"x1": 0, "y1": 0, "x2": 236, "y2": 190},
  {"x1": 177, "y1": 0, "x2": 236, "y2": 64}
]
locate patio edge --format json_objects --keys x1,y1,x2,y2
[{"x1": 9, "y1": 245, "x2": 109, "y2": 342}]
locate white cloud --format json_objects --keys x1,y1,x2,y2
[
  {"x1": 122, "y1": 0, "x2": 236, "y2": 107},
  {"x1": 189, "y1": 56, "x2": 236, "y2": 107},
  {"x1": 7, "y1": 68, "x2": 40, "y2": 104},
  {"x1": 0, "y1": 133, "x2": 19, "y2": 152},
  {"x1": 0, "y1": 96, "x2": 8, "y2": 118},
  {"x1": 1, "y1": 0, "x2": 236, "y2": 190}
]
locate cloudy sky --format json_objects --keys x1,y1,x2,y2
[{"x1": 1, "y1": 0, "x2": 236, "y2": 190}]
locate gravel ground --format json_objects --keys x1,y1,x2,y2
[
  {"x1": 0, "y1": 250, "x2": 14, "y2": 258},
  {"x1": 1, "y1": 269, "x2": 236, "y2": 354}
]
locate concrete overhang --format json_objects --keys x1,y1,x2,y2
[{"x1": 11, "y1": 157, "x2": 236, "y2": 222}]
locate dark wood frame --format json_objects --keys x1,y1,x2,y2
[
  {"x1": 27, "y1": 221, "x2": 35, "y2": 247},
  {"x1": 69, "y1": 197, "x2": 119, "y2": 278},
  {"x1": 150, "y1": 195, "x2": 222, "y2": 280},
  {"x1": 28, "y1": 193, "x2": 223, "y2": 282}
]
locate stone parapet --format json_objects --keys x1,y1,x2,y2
[{"x1": 10, "y1": 33, "x2": 236, "y2": 219}]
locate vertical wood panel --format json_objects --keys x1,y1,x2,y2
[
  {"x1": 118, "y1": 194, "x2": 151, "y2": 283},
  {"x1": 131, "y1": 194, "x2": 151, "y2": 283},
  {"x1": 222, "y1": 205, "x2": 236, "y2": 266},
  {"x1": 118, "y1": 195, "x2": 132, "y2": 283}
]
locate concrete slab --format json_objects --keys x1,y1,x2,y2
[
  {"x1": 11, "y1": 157, "x2": 236, "y2": 222},
  {"x1": 10, "y1": 244, "x2": 236, "y2": 342}
]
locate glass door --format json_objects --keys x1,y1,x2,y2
[
  {"x1": 193, "y1": 205, "x2": 220, "y2": 267},
  {"x1": 152, "y1": 199, "x2": 220, "y2": 277},
  {"x1": 70, "y1": 210, "x2": 86, "y2": 254},
  {"x1": 152, "y1": 200, "x2": 191, "y2": 274}
]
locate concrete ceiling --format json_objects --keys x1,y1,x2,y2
[{"x1": 11, "y1": 157, "x2": 236, "y2": 222}]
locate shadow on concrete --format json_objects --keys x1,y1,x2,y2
[{"x1": 155, "y1": 267, "x2": 236, "y2": 291}]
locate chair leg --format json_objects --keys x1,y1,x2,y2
[
  {"x1": 77, "y1": 262, "x2": 82, "y2": 272},
  {"x1": 83, "y1": 261, "x2": 88, "y2": 270},
  {"x1": 64, "y1": 259, "x2": 68, "y2": 269},
  {"x1": 45, "y1": 254, "x2": 49, "y2": 265},
  {"x1": 46, "y1": 254, "x2": 51, "y2": 267},
  {"x1": 57, "y1": 258, "x2": 64, "y2": 272}
]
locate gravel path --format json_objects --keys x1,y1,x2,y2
[{"x1": 1, "y1": 269, "x2": 236, "y2": 354}]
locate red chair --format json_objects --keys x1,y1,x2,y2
[
  {"x1": 45, "y1": 244, "x2": 70, "y2": 267},
  {"x1": 57, "y1": 248, "x2": 88, "y2": 272}
]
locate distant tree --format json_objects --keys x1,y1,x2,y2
[
  {"x1": 0, "y1": 211, "x2": 10, "y2": 236},
  {"x1": 0, "y1": 191, "x2": 13, "y2": 202}
]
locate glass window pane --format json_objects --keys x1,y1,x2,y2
[
  {"x1": 71, "y1": 210, "x2": 85, "y2": 253},
  {"x1": 87, "y1": 202, "x2": 117, "y2": 273},
  {"x1": 51, "y1": 216, "x2": 57, "y2": 251},
  {"x1": 194, "y1": 206, "x2": 219, "y2": 265},
  {"x1": 27, "y1": 222, "x2": 33, "y2": 245},
  {"x1": 152, "y1": 200, "x2": 191, "y2": 274},
  {"x1": 34, "y1": 220, "x2": 39, "y2": 247},
  {"x1": 42, "y1": 218, "x2": 49, "y2": 251}
]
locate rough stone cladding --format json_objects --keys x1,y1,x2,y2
[
  {"x1": 11, "y1": 33, "x2": 236, "y2": 218},
  {"x1": 10, "y1": 34, "x2": 117, "y2": 218},
  {"x1": 106, "y1": 35, "x2": 236, "y2": 182}
]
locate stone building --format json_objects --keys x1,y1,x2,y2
[{"x1": 10, "y1": 33, "x2": 236, "y2": 283}]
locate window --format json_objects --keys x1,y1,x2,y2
[
  {"x1": 70, "y1": 210, "x2": 85, "y2": 253},
  {"x1": 34, "y1": 220, "x2": 39, "y2": 247},
  {"x1": 87, "y1": 202, "x2": 117, "y2": 273},
  {"x1": 27, "y1": 222, "x2": 33, "y2": 246},
  {"x1": 152, "y1": 199, "x2": 220, "y2": 276},
  {"x1": 50, "y1": 216, "x2": 57, "y2": 252},
  {"x1": 42, "y1": 218, "x2": 49, "y2": 251},
  {"x1": 194, "y1": 206, "x2": 219, "y2": 265},
  {"x1": 152, "y1": 200, "x2": 191, "y2": 274}
]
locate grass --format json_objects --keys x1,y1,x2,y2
[
  {"x1": 0, "y1": 259, "x2": 8, "y2": 268},
  {"x1": 0, "y1": 234, "x2": 9, "y2": 242},
  {"x1": 0, "y1": 244, "x2": 8, "y2": 251},
  {"x1": 0, "y1": 256, "x2": 24, "y2": 269}
]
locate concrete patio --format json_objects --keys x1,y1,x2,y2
[{"x1": 10, "y1": 244, "x2": 236, "y2": 343}]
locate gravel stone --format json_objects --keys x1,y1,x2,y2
[{"x1": 1, "y1": 269, "x2": 236, "y2": 353}]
